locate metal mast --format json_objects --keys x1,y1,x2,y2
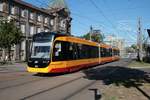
[{"x1": 137, "y1": 17, "x2": 143, "y2": 61}]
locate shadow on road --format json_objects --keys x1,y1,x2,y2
[
  {"x1": 33, "y1": 73, "x2": 69, "y2": 77},
  {"x1": 83, "y1": 66, "x2": 150, "y2": 99}
]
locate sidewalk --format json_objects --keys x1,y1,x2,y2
[
  {"x1": 0, "y1": 62, "x2": 27, "y2": 72},
  {"x1": 128, "y1": 60, "x2": 150, "y2": 69}
]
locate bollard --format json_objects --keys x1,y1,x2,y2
[{"x1": 89, "y1": 88, "x2": 101, "y2": 100}]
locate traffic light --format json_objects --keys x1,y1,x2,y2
[{"x1": 147, "y1": 29, "x2": 150, "y2": 37}]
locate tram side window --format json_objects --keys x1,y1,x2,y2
[
  {"x1": 117, "y1": 50, "x2": 120, "y2": 56},
  {"x1": 104, "y1": 48, "x2": 107, "y2": 57},
  {"x1": 70, "y1": 43, "x2": 79, "y2": 60},
  {"x1": 52, "y1": 41, "x2": 74, "y2": 61},
  {"x1": 113, "y1": 50, "x2": 119, "y2": 56},
  {"x1": 53, "y1": 41, "x2": 100, "y2": 61},
  {"x1": 114, "y1": 50, "x2": 116, "y2": 56},
  {"x1": 115, "y1": 50, "x2": 117, "y2": 56},
  {"x1": 68, "y1": 42, "x2": 75, "y2": 60},
  {"x1": 106, "y1": 48, "x2": 110, "y2": 57},
  {"x1": 113, "y1": 49, "x2": 115, "y2": 56},
  {"x1": 113, "y1": 50, "x2": 115, "y2": 56},
  {"x1": 77, "y1": 44, "x2": 99, "y2": 59},
  {"x1": 101, "y1": 47, "x2": 113, "y2": 57},
  {"x1": 100, "y1": 47, "x2": 105, "y2": 57},
  {"x1": 77, "y1": 44, "x2": 86, "y2": 59},
  {"x1": 83, "y1": 45, "x2": 89, "y2": 58},
  {"x1": 76, "y1": 43, "x2": 82, "y2": 59},
  {"x1": 87, "y1": 46, "x2": 91, "y2": 58},
  {"x1": 100, "y1": 47, "x2": 103, "y2": 57},
  {"x1": 53, "y1": 41, "x2": 80, "y2": 61},
  {"x1": 109, "y1": 48, "x2": 112, "y2": 56},
  {"x1": 91, "y1": 46, "x2": 99, "y2": 58},
  {"x1": 77, "y1": 44, "x2": 82, "y2": 59},
  {"x1": 53, "y1": 41, "x2": 66, "y2": 61}
]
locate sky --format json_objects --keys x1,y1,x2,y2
[{"x1": 24, "y1": 0, "x2": 150, "y2": 46}]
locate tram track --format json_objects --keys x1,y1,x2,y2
[
  {"x1": 0, "y1": 70, "x2": 26, "y2": 74},
  {"x1": 63, "y1": 80, "x2": 97, "y2": 100},
  {"x1": 21, "y1": 75, "x2": 84, "y2": 100},
  {"x1": 0, "y1": 76, "x2": 50, "y2": 91},
  {"x1": 0, "y1": 72, "x2": 32, "y2": 82},
  {"x1": 0, "y1": 59, "x2": 132, "y2": 100},
  {"x1": 0, "y1": 72, "x2": 73, "y2": 91},
  {"x1": 20, "y1": 62, "x2": 123, "y2": 100}
]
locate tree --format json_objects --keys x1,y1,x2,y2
[
  {"x1": 131, "y1": 44, "x2": 137, "y2": 51},
  {"x1": 0, "y1": 19, "x2": 22, "y2": 61},
  {"x1": 81, "y1": 30, "x2": 104, "y2": 43}
]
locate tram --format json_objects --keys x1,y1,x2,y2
[{"x1": 27, "y1": 32, "x2": 120, "y2": 73}]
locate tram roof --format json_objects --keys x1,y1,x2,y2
[
  {"x1": 55, "y1": 36, "x2": 99, "y2": 46},
  {"x1": 34, "y1": 32, "x2": 119, "y2": 50},
  {"x1": 33, "y1": 32, "x2": 69, "y2": 37}
]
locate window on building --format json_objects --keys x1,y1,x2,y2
[
  {"x1": 21, "y1": 41, "x2": 25, "y2": 50},
  {"x1": 11, "y1": 5, "x2": 15, "y2": 14},
  {"x1": 50, "y1": 19, "x2": 54, "y2": 26},
  {"x1": 37, "y1": 14, "x2": 41, "y2": 22},
  {"x1": 0, "y1": 2, "x2": 3, "y2": 11},
  {"x1": 21, "y1": 9, "x2": 26, "y2": 17},
  {"x1": 63, "y1": 23, "x2": 66, "y2": 28},
  {"x1": 37, "y1": 27, "x2": 41, "y2": 33},
  {"x1": 30, "y1": 12, "x2": 34, "y2": 20},
  {"x1": 30, "y1": 25, "x2": 34, "y2": 35},
  {"x1": 16, "y1": 6, "x2": 19, "y2": 15},
  {"x1": 20, "y1": 24, "x2": 26, "y2": 34},
  {"x1": 60, "y1": 20, "x2": 65, "y2": 28},
  {"x1": 44, "y1": 17, "x2": 48, "y2": 24},
  {"x1": 101, "y1": 47, "x2": 107, "y2": 57}
]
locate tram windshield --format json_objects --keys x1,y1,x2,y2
[{"x1": 30, "y1": 33, "x2": 54, "y2": 59}]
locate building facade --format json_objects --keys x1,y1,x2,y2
[
  {"x1": 48, "y1": 0, "x2": 72, "y2": 34},
  {"x1": 0, "y1": 0, "x2": 71, "y2": 61},
  {"x1": 143, "y1": 33, "x2": 150, "y2": 62},
  {"x1": 104, "y1": 35, "x2": 125, "y2": 58}
]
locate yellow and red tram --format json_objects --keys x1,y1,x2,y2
[{"x1": 27, "y1": 32, "x2": 119, "y2": 73}]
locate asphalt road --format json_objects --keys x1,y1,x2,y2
[{"x1": 0, "y1": 59, "x2": 149, "y2": 100}]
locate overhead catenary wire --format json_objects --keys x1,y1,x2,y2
[
  {"x1": 36, "y1": 0, "x2": 49, "y2": 8},
  {"x1": 33, "y1": 0, "x2": 137, "y2": 45},
  {"x1": 89, "y1": 0, "x2": 138, "y2": 44},
  {"x1": 35, "y1": 0, "x2": 112, "y2": 31},
  {"x1": 34, "y1": 0, "x2": 108, "y2": 34},
  {"x1": 88, "y1": 0, "x2": 119, "y2": 33}
]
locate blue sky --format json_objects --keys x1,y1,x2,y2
[{"x1": 24, "y1": 0, "x2": 150, "y2": 45}]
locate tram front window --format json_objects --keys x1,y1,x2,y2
[
  {"x1": 30, "y1": 32, "x2": 54, "y2": 59},
  {"x1": 31, "y1": 42, "x2": 51, "y2": 59}
]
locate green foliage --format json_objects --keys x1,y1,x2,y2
[
  {"x1": 0, "y1": 19, "x2": 22, "y2": 61},
  {"x1": 131, "y1": 44, "x2": 137, "y2": 50},
  {"x1": 81, "y1": 32, "x2": 104, "y2": 43},
  {"x1": 0, "y1": 20, "x2": 22, "y2": 49},
  {"x1": 81, "y1": 33, "x2": 90, "y2": 40},
  {"x1": 125, "y1": 44, "x2": 138, "y2": 53}
]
